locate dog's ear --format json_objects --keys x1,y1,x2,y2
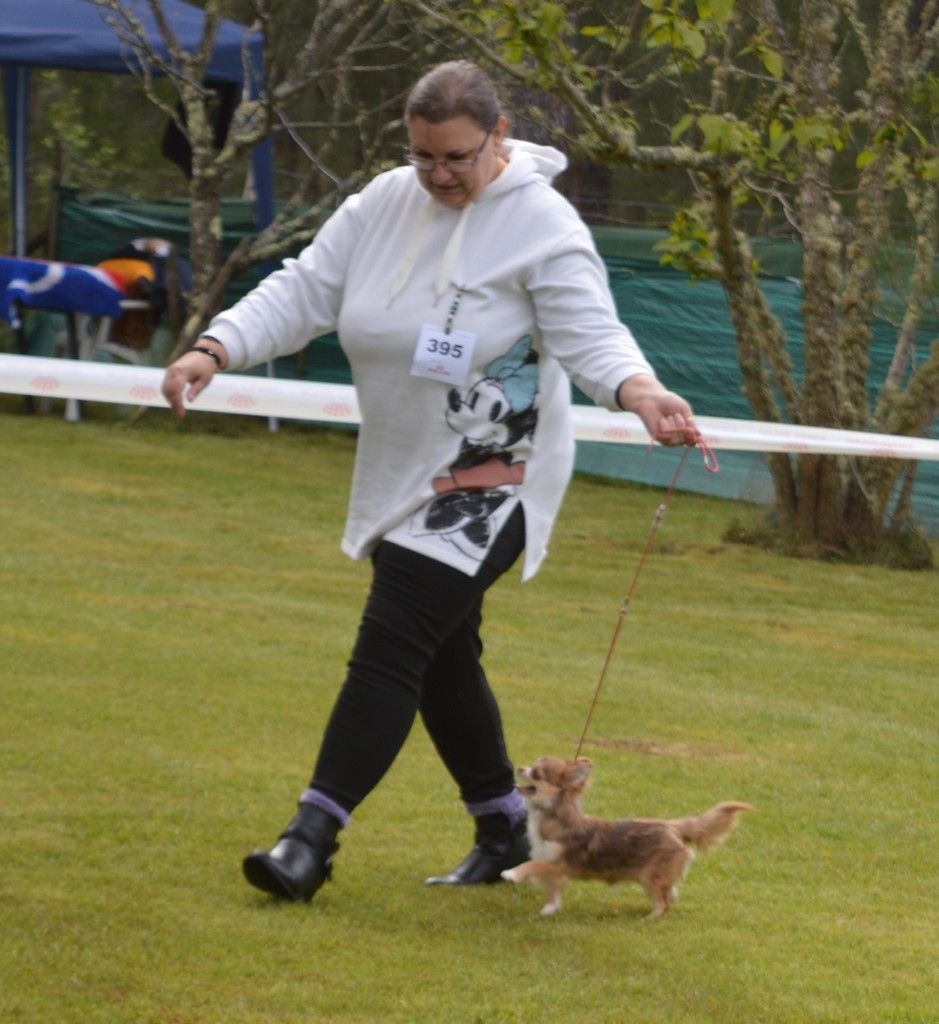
[{"x1": 565, "y1": 758, "x2": 593, "y2": 786}]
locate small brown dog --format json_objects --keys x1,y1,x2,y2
[{"x1": 502, "y1": 756, "x2": 752, "y2": 918}]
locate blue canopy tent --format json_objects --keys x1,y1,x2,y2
[{"x1": 0, "y1": 0, "x2": 274, "y2": 256}]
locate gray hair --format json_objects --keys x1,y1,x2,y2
[{"x1": 404, "y1": 61, "x2": 502, "y2": 131}]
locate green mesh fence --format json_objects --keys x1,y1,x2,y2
[{"x1": 45, "y1": 189, "x2": 939, "y2": 533}]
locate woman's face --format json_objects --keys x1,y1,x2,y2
[{"x1": 406, "y1": 114, "x2": 508, "y2": 209}]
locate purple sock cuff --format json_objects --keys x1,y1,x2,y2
[
  {"x1": 299, "y1": 788, "x2": 352, "y2": 828},
  {"x1": 466, "y1": 789, "x2": 526, "y2": 827}
]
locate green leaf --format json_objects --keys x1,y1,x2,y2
[
  {"x1": 856, "y1": 149, "x2": 877, "y2": 170},
  {"x1": 890, "y1": 153, "x2": 910, "y2": 178},
  {"x1": 919, "y1": 156, "x2": 939, "y2": 181},
  {"x1": 697, "y1": 113, "x2": 745, "y2": 153},
  {"x1": 696, "y1": 112, "x2": 725, "y2": 147},
  {"x1": 768, "y1": 119, "x2": 791, "y2": 155},
  {"x1": 671, "y1": 112, "x2": 696, "y2": 142},
  {"x1": 761, "y1": 46, "x2": 784, "y2": 79},
  {"x1": 580, "y1": 24, "x2": 626, "y2": 47},
  {"x1": 911, "y1": 73, "x2": 939, "y2": 115},
  {"x1": 642, "y1": 8, "x2": 707, "y2": 58},
  {"x1": 874, "y1": 123, "x2": 899, "y2": 146},
  {"x1": 677, "y1": 21, "x2": 707, "y2": 58},
  {"x1": 907, "y1": 122, "x2": 927, "y2": 147},
  {"x1": 792, "y1": 116, "x2": 842, "y2": 150},
  {"x1": 713, "y1": 0, "x2": 735, "y2": 20},
  {"x1": 697, "y1": 0, "x2": 734, "y2": 24},
  {"x1": 642, "y1": 11, "x2": 668, "y2": 43}
]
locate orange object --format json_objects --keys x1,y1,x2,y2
[
  {"x1": 96, "y1": 258, "x2": 155, "y2": 291},
  {"x1": 96, "y1": 258, "x2": 158, "y2": 349}
]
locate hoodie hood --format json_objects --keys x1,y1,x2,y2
[
  {"x1": 388, "y1": 137, "x2": 569, "y2": 304},
  {"x1": 481, "y1": 137, "x2": 568, "y2": 200}
]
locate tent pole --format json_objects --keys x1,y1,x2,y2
[
  {"x1": 251, "y1": 139, "x2": 279, "y2": 434},
  {"x1": 4, "y1": 65, "x2": 29, "y2": 257},
  {"x1": 248, "y1": 71, "x2": 278, "y2": 433}
]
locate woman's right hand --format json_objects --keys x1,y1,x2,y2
[{"x1": 161, "y1": 342, "x2": 227, "y2": 417}]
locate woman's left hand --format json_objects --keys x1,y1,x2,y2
[{"x1": 617, "y1": 375, "x2": 698, "y2": 447}]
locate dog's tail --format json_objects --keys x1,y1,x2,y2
[{"x1": 670, "y1": 802, "x2": 753, "y2": 852}]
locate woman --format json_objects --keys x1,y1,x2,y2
[{"x1": 162, "y1": 60, "x2": 696, "y2": 903}]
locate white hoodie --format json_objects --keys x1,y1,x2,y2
[{"x1": 207, "y1": 140, "x2": 654, "y2": 580}]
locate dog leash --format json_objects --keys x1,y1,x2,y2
[{"x1": 573, "y1": 427, "x2": 720, "y2": 760}]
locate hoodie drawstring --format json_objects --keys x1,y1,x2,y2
[
  {"x1": 387, "y1": 200, "x2": 474, "y2": 307},
  {"x1": 388, "y1": 199, "x2": 435, "y2": 305},
  {"x1": 435, "y1": 202, "x2": 472, "y2": 301}
]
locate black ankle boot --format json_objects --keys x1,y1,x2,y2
[
  {"x1": 243, "y1": 803, "x2": 341, "y2": 902},
  {"x1": 425, "y1": 812, "x2": 530, "y2": 886}
]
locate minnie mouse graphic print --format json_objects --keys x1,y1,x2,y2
[{"x1": 395, "y1": 335, "x2": 538, "y2": 570}]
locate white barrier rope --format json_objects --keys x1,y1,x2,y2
[{"x1": 2, "y1": 353, "x2": 938, "y2": 461}]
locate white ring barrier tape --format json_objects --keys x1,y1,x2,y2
[
  {"x1": 2, "y1": 353, "x2": 937, "y2": 461},
  {"x1": 570, "y1": 405, "x2": 939, "y2": 460}
]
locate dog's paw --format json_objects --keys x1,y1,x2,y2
[
  {"x1": 501, "y1": 868, "x2": 520, "y2": 883},
  {"x1": 539, "y1": 902, "x2": 560, "y2": 916}
]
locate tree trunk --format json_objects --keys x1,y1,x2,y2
[
  {"x1": 710, "y1": 181, "x2": 799, "y2": 517},
  {"x1": 792, "y1": 0, "x2": 847, "y2": 547}
]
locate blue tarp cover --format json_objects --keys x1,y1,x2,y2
[{"x1": 0, "y1": 0, "x2": 260, "y2": 81}]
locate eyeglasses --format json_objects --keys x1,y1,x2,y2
[{"x1": 404, "y1": 131, "x2": 491, "y2": 174}]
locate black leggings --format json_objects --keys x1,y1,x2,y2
[{"x1": 309, "y1": 506, "x2": 525, "y2": 815}]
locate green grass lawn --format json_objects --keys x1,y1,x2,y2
[{"x1": 1, "y1": 399, "x2": 937, "y2": 1024}]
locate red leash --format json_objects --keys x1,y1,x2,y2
[{"x1": 573, "y1": 429, "x2": 719, "y2": 760}]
